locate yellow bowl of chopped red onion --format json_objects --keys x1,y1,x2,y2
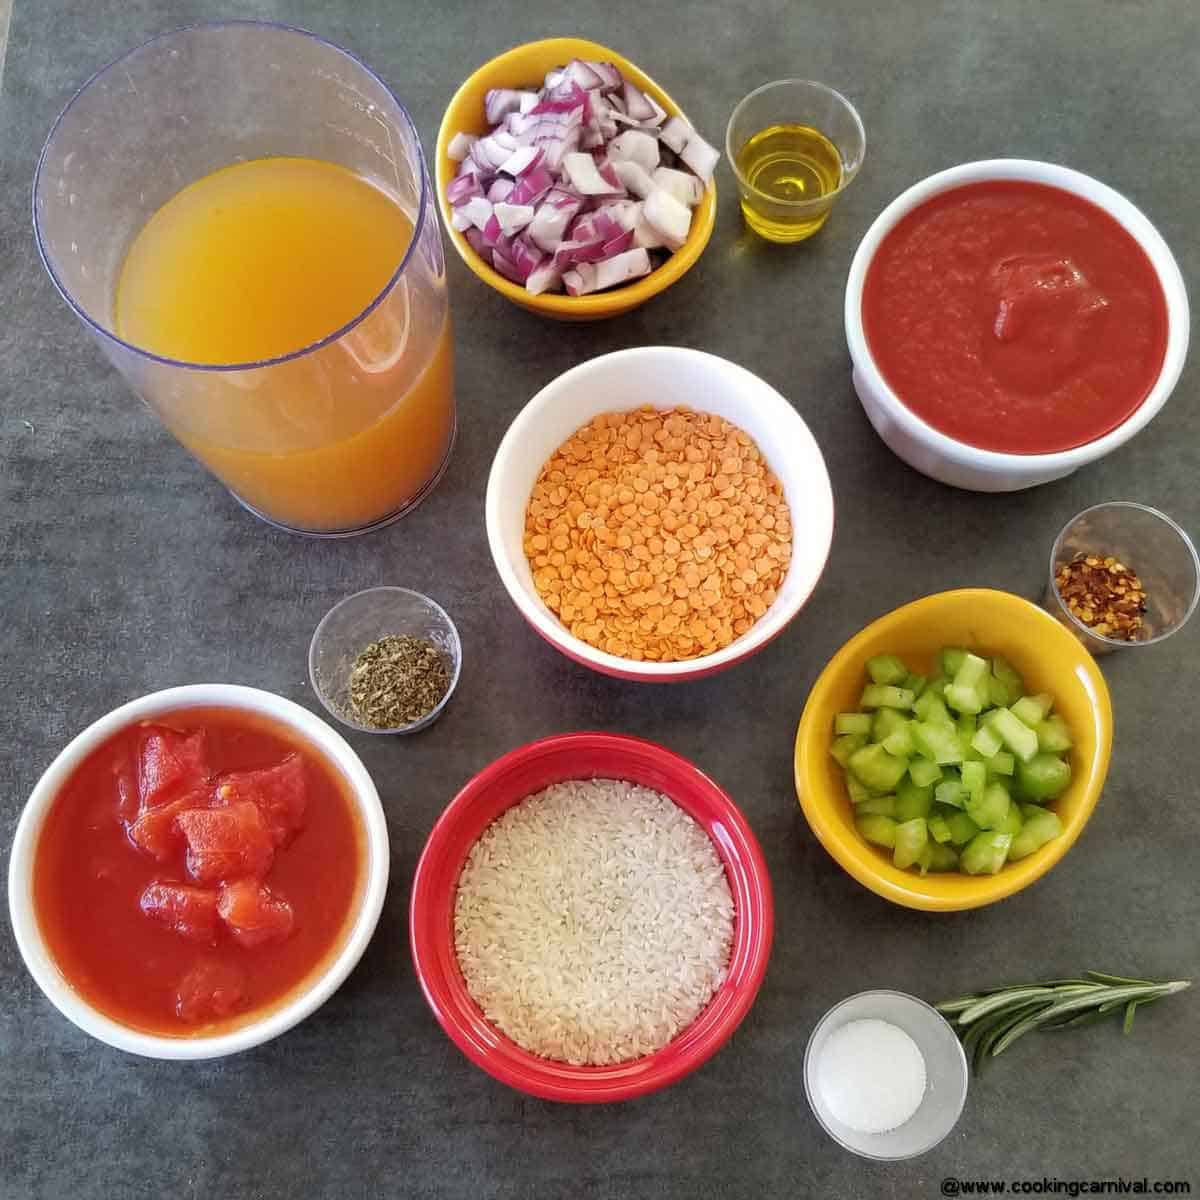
[{"x1": 436, "y1": 37, "x2": 717, "y2": 320}]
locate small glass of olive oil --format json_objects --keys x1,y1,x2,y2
[{"x1": 726, "y1": 80, "x2": 865, "y2": 243}]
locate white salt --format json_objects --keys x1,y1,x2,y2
[{"x1": 817, "y1": 1018, "x2": 927, "y2": 1134}]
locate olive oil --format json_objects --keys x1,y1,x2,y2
[{"x1": 735, "y1": 123, "x2": 843, "y2": 241}]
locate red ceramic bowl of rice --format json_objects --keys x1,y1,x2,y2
[{"x1": 409, "y1": 732, "x2": 773, "y2": 1102}]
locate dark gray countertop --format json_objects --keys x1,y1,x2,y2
[{"x1": 3, "y1": 2, "x2": 1198, "y2": 1197}]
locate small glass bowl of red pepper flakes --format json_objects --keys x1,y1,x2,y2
[{"x1": 1046, "y1": 502, "x2": 1199, "y2": 655}]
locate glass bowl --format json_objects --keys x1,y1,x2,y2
[
  {"x1": 1045, "y1": 501, "x2": 1199, "y2": 655},
  {"x1": 309, "y1": 587, "x2": 462, "y2": 735},
  {"x1": 804, "y1": 989, "x2": 968, "y2": 1159}
]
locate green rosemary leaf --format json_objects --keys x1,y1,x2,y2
[
  {"x1": 1123, "y1": 1000, "x2": 1139, "y2": 1035},
  {"x1": 958, "y1": 987, "x2": 1057, "y2": 1026},
  {"x1": 934, "y1": 972, "x2": 1190, "y2": 1071},
  {"x1": 1088, "y1": 971, "x2": 1154, "y2": 987}
]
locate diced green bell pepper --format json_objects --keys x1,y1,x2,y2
[
  {"x1": 966, "y1": 779, "x2": 1011, "y2": 831},
  {"x1": 912, "y1": 721, "x2": 963, "y2": 764},
  {"x1": 941, "y1": 647, "x2": 969, "y2": 678},
  {"x1": 928, "y1": 843, "x2": 960, "y2": 872},
  {"x1": 908, "y1": 757, "x2": 944, "y2": 787},
  {"x1": 861, "y1": 684, "x2": 916, "y2": 710},
  {"x1": 848, "y1": 743, "x2": 909, "y2": 792},
  {"x1": 830, "y1": 733, "x2": 866, "y2": 767},
  {"x1": 960, "y1": 830, "x2": 1013, "y2": 875},
  {"x1": 834, "y1": 712, "x2": 873, "y2": 737},
  {"x1": 987, "y1": 707, "x2": 1040, "y2": 763},
  {"x1": 928, "y1": 813, "x2": 953, "y2": 844},
  {"x1": 893, "y1": 818, "x2": 929, "y2": 869},
  {"x1": 946, "y1": 811, "x2": 981, "y2": 845},
  {"x1": 1015, "y1": 752, "x2": 1072, "y2": 801},
  {"x1": 856, "y1": 814, "x2": 898, "y2": 849},
  {"x1": 1036, "y1": 715, "x2": 1074, "y2": 753},
  {"x1": 1008, "y1": 806, "x2": 1063, "y2": 860},
  {"x1": 866, "y1": 654, "x2": 909, "y2": 686},
  {"x1": 856, "y1": 794, "x2": 897, "y2": 817},
  {"x1": 913, "y1": 691, "x2": 954, "y2": 728},
  {"x1": 895, "y1": 779, "x2": 934, "y2": 821},
  {"x1": 1012, "y1": 692, "x2": 1054, "y2": 728}
]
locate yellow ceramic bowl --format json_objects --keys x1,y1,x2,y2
[
  {"x1": 435, "y1": 37, "x2": 716, "y2": 321},
  {"x1": 794, "y1": 589, "x2": 1112, "y2": 911}
]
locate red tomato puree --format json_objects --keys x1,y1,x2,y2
[
  {"x1": 34, "y1": 708, "x2": 364, "y2": 1035},
  {"x1": 862, "y1": 180, "x2": 1168, "y2": 454}
]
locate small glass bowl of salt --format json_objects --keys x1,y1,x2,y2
[{"x1": 803, "y1": 990, "x2": 968, "y2": 1160}]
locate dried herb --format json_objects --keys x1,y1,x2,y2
[
  {"x1": 1055, "y1": 552, "x2": 1147, "y2": 641},
  {"x1": 348, "y1": 634, "x2": 449, "y2": 729}
]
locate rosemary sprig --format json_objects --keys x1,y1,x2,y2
[{"x1": 935, "y1": 971, "x2": 1190, "y2": 1072}]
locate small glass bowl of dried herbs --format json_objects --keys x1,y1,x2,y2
[
  {"x1": 1045, "y1": 502, "x2": 1199, "y2": 656},
  {"x1": 309, "y1": 587, "x2": 462, "y2": 735}
]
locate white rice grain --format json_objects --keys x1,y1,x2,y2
[{"x1": 453, "y1": 778, "x2": 735, "y2": 1066}]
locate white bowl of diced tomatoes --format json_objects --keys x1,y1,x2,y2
[{"x1": 8, "y1": 685, "x2": 389, "y2": 1059}]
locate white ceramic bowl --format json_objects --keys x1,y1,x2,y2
[
  {"x1": 8, "y1": 684, "x2": 389, "y2": 1059},
  {"x1": 485, "y1": 346, "x2": 835, "y2": 681},
  {"x1": 844, "y1": 159, "x2": 1189, "y2": 492}
]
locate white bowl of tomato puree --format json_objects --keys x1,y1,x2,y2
[
  {"x1": 8, "y1": 685, "x2": 389, "y2": 1059},
  {"x1": 845, "y1": 159, "x2": 1188, "y2": 492}
]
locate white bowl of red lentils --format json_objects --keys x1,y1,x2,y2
[{"x1": 485, "y1": 347, "x2": 834, "y2": 681}]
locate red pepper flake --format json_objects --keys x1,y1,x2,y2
[{"x1": 1055, "y1": 553, "x2": 1147, "y2": 641}]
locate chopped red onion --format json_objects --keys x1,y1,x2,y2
[
  {"x1": 608, "y1": 130, "x2": 660, "y2": 172},
  {"x1": 464, "y1": 226, "x2": 492, "y2": 264},
  {"x1": 563, "y1": 152, "x2": 622, "y2": 196},
  {"x1": 593, "y1": 247, "x2": 652, "y2": 290},
  {"x1": 481, "y1": 213, "x2": 505, "y2": 247},
  {"x1": 680, "y1": 134, "x2": 720, "y2": 183},
  {"x1": 510, "y1": 236, "x2": 545, "y2": 278},
  {"x1": 494, "y1": 201, "x2": 536, "y2": 235},
  {"x1": 449, "y1": 58, "x2": 719, "y2": 295},
  {"x1": 610, "y1": 159, "x2": 656, "y2": 199},
  {"x1": 563, "y1": 59, "x2": 605, "y2": 90},
  {"x1": 446, "y1": 172, "x2": 484, "y2": 206},
  {"x1": 659, "y1": 116, "x2": 692, "y2": 155},
  {"x1": 585, "y1": 61, "x2": 623, "y2": 93},
  {"x1": 601, "y1": 229, "x2": 635, "y2": 257},
  {"x1": 485, "y1": 89, "x2": 525, "y2": 125},
  {"x1": 531, "y1": 82, "x2": 588, "y2": 115},
  {"x1": 622, "y1": 82, "x2": 657, "y2": 123},
  {"x1": 459, "y1": 196, "x2": 495, "y2": 231},
  {"x1": 528, "y1": 197, "x2": 578, "y2": 251},
  {"x1": 642, "y1": 94, "x2": 667, "y2": 128},
  {"x1": 492, "y1": 249, "x2": 524, "y2": 284},
  {"x1": 486, "y1": 177, "x2": 515, "y2": 204},
  {"x1": 509, "y1": 166, "x2": 554, "y2": 206},
  {"x1": 498, "y1": 145, "x2": 544, "y2": 177},
  {"x1": 526, "y1": 260, "x2": 564, "y2": 295},
  {"x1": 652, "y1": 166, "x2": 703, "y2": 208},
  {"x1": 447, "y1": 132, "x2": 478, "y2": 162},
  {"x1": 633, "y1": 217, "x2": 666, "y2": 250},
  {"x1": 642, "y1": 188, "x2": 691, "y2": 249},
  {"x1": 562, "y1": 265, "x2": 594, "y2": 296},
  {"x1": 597, "y1": 198, "x2": 642, "y2": 231}
]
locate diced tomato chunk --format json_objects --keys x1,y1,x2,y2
[
  {"x1": 139, "y1": 726, "x2": 209, "y2": 809},
  {"x1": 214, "y1": 754, "x2": 308, "y2": 847},
  {"x1": 125, "y1": 789, "x2": 207, "y2": 862},
  {"x1": 175, "y1": 958, "x2": 248, "y2": 1024},
  {"x1": 217, "y1": 878, "x2": 295, "y2": 948},
  {"x1": 140, "y1": 882, "x2": 220, "y2": 944},
  {"x1": 177, "y1": 802, "x2": 274, "y2": 884},
  {"x1": 115, "y1": 757, "x2": 139, "y2": 825}
]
